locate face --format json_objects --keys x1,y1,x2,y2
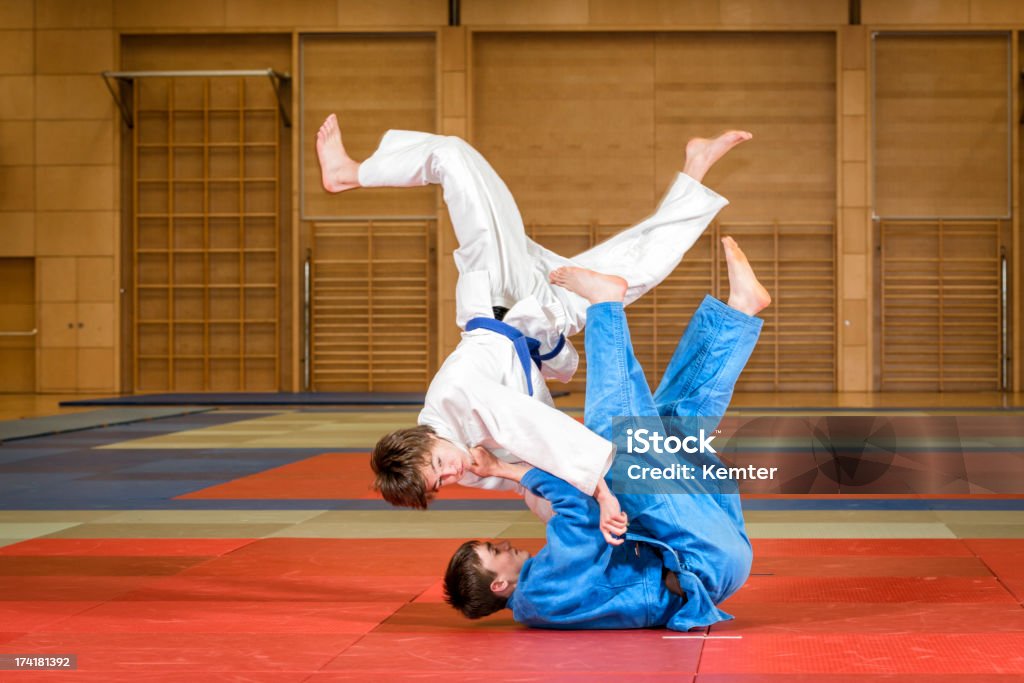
[
  {"x1": 475, "y1": 539, "x2": 530, "y2": 585},
  {"x1": 418, "y1": 438, "x2": 470, "y2": 493}
]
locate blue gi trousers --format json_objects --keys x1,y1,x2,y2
[{"x1": 583, "y1": 296, "x2": 762, "y2": 627}]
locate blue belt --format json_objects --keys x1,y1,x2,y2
[{"x1": 465, "y1": 317, "x2": 566, "y2": 397}]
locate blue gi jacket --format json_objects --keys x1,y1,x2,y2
[{"x1": 508, "y1": 468, "x2": 735, "y2": 631}]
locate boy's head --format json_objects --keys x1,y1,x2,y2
[
  {"x1": 444, "y1": 539, "x2": 530, "y2": 619},
  {"x1": 371, "y1": 426, "x2": 467, "y2": 508}
]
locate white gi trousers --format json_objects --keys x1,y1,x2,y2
[
  {"x1": 357, "y1": 130, "x2": 729, "y2": 517},
  {"x1": 358, "y1": 129, "x2": 729, "y2": 348}
]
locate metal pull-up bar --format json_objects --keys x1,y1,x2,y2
[{"x1": 101, "y1": 68, "x2": 292, "y2": 128}]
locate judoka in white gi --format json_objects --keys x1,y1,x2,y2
[{"x1": 315, "y1": 115, "x2": 751, "y2": 540}]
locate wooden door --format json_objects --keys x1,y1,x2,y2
[
  {"x1": 0, "y1": 258, "x2": 36, "y2": 392},
  {"x1": 37, "y1": 256, "x2": 116, "y2": 393}
]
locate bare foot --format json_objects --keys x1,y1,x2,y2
[
  {"x1": 549, "y1": 266, "x2": 627, "y2": 305},
  {"x1": 682, "y1": 130, "x2": 752, "y2": 183},
  {"x1": 316, "y1": 114, "x2": 361, "y2": 193},
  {"x1": 723, "y1": 236, "x2": 771, "y2": 316}
]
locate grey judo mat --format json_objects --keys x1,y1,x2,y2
[{"x1": 0, "y1": 407, "x2": 212, "y2": 443}]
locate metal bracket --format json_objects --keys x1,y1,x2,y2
[{"x1": 101, "y1": 69, "x2": 292, "y2": 129}]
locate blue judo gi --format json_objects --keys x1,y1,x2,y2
[{"x1": 508, "y1": 296, "x2": 762, "y2": 631}]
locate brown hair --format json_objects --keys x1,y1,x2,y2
[
  {"x1": 370, "y1": 425, "x2": 437, "y2": 509},
  {"x1": 443, "y1": 540, "x2": 509, "y2": 619}
]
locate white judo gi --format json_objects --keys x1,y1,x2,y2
[{"x1": 359, "y1": 130, "x2": 729, "y2": 517}]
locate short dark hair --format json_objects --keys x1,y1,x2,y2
[
  {"x1": 371, "y1": 425, "x2": 437, "y2": 509},
  {"x1": 444, "y1": 540, "x2": 509, "y2": 619}
]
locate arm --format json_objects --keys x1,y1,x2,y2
[
  {"x1": 470, "y1": 448, "x2": 627, "y2": 545},
  {"x1": 438, "y1": 379, "x2": 615, "y2": 497}
]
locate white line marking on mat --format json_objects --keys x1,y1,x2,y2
[{"x1": 663, "y1": 635, "x2": 743, "y2": 639}]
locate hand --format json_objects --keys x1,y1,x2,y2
[
  {"x1": 467, "y1": 446, "x2": 503, "y2": 479},
  {"x1": 598, "y1": 493, "x2": 628, "y2": 546}
]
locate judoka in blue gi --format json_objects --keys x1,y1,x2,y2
[{"x1": 443, "y1": 237, "x2": 769, "y2": 631}]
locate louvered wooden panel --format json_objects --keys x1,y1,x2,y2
[
  {"x1": 723, "y1": 222, "x2": 836, "y2": 391},
  {"x1": 880, "y1": 220, "x2": 1004, "y2": 391},
  {"x1": 133, "y1": 76, "x2": 282, "y2": 392},
  {"x1": 311, "y1": 221, "x2": 435, "y2": 391}
]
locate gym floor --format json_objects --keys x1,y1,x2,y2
[{"x1": 0, "y1": 401, "x2": 1023, "y2": 680}]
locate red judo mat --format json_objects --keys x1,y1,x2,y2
[
  {"x1": 178, "y1": 451, "x2": 522, "y2": 500},
  {"x1": 1, "y1": 538, "x2": 1023, "y2": 679}
]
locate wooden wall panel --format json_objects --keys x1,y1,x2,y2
[
  {"x1": 34, "y1": 0, "x2": 113, "y2": 29},
  {"x1": 0, "y1": 30, "x2": 35, "y2": 75},
  {"x1": 336, "y1": 0, "x2": 448, "y2": 27},
  {"x1": 224, "y1": 0, "x2": 336, "y2": 28},
  {"x1": 655, "y1": 32, "x2": 836, "y2": 222},
  {"x1": 464, "y1": 0, "x2": 846, "y2": 27},
  {"x1": 35, "y1": 29, "x2": 114, "y2": 74},
  {"x1": 0, "y1": 121, "x2": 33, "y2": 165},
  {"x1": 463, "y1": 0, "x2": 590, "y2": 25},
  {"x1": 874, "y1": 33, "x2": 1010, "y2": 218},
  {"x1": 862, "y1": 0, "x2": 971, "y2": 25},
  {"x1": 301, "y1": 34, "x2": 436, "y2": 220},
  {"x1": 0, "y1": 75, "x2": 34, "y2": 120},
  {"x1": 122, "y1": 34, "x2": 291, "y2": 72},
  {"x1": 0, "y1": 213, "x2": 33, "y2": 256},
  {"x1": 474, "y1": 32, "x2": 657, "y2": 226},
  {"x1": 113, "y1": 0, "x2": 227, "y2": 29}
]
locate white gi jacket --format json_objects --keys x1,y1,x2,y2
[{"x1": 418, "y1": 273, "x2": 616, "y2": 521}]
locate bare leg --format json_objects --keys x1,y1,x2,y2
[
  {"x1": 549, "y1": 266, "x2": 627, "y2": 305},
  {"x1": 722, "y1": 236, "x2": 771, "y2": 316},
  {"x1": 316, "y1": 114, "x2": 361, "y2": 193},
  {"x1": 682, "y1": 131, "x2": 753, "y2": 184}
]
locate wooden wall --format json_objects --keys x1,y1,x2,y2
[
  {"x1": 0, "y1": 1, "x2": 119, "y2": 393},
  {"x1": 300, "y1": 34, "x2": 437, "y2": 391},
  {"x1": 873, "y1": 33, "x2": 1010, "y2": 391},
  {"x1": 473, "y1": 31, "x2": 837, "y2": 392},
  {"x1": 874, "y1": 33, "x2": 1010, "y2": 218},
  {"x1": 1, "y1": 0, "x2": 1023, "y2": 394}
]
